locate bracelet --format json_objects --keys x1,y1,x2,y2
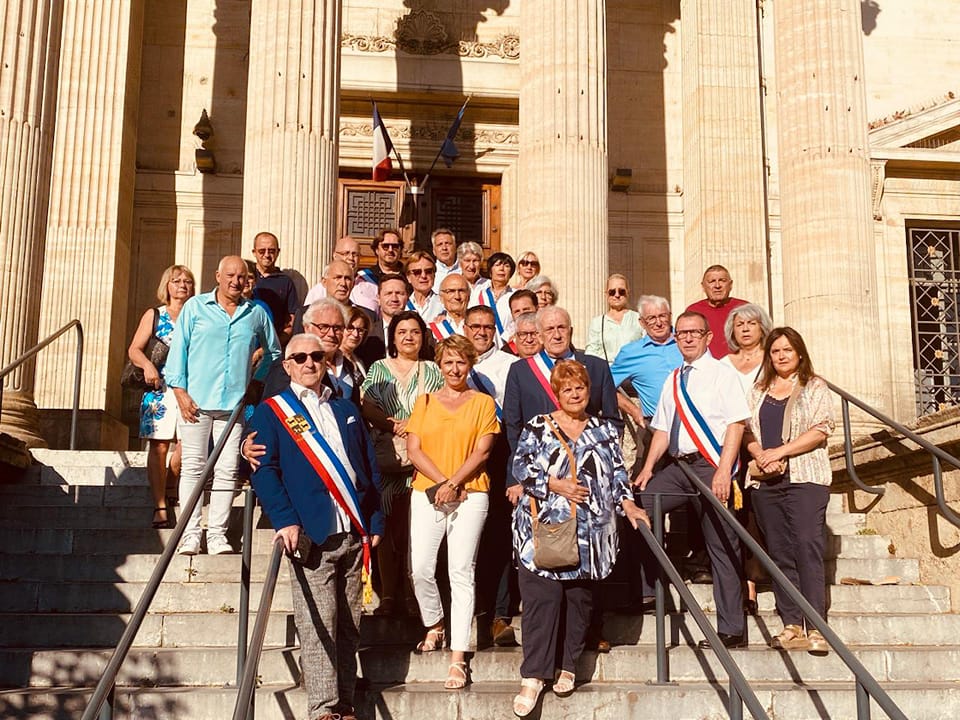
[{"x1": 446, "y1": 481, "x2": 459, "y2": 491}]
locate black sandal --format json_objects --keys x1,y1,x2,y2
[{"x1": 152, "y1": 507, "x2": 172, "y2": 529}]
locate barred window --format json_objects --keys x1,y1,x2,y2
[{"x1": 907, "y1": 224, "x2": 960, "y2": 415}]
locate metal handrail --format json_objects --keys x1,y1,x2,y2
[
  {"x1": 636, "y1": 504, "x2": 769, "y2": 720},
  {"x1": 0, "y1": 320, "x2": 83, "y2": 449},
  {"x1": 676, "y1": 461, "x2": 908, "y2": 720},
  {"x1": 232, "y1": 536, "x2": 285, "y2": 720},
  {"x1": 827, "y1": 380, "x2": 960, "y2": 527},
  {"x1": 81, "y1": 399, "x2": 246, "y2": 720}
]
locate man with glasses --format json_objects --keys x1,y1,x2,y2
[
  {"x1": 429, "y1": 273, "x2": 471, "y2": 339},
  {"x1": 633, "y1": 311, "x2": 750, "y2": 649},
  {"x1": 404, "y1": 251, "x2": 443, "y2": 323},
  {"x1": 166, "y1": 255, "x2": 281, "y2": 556},
  {"x1": 303, "y1": 236, "x2": 362, "y2": 305},
  {"x1": 501, "y1": 289, "x2": 539, "y2": 354},
  {"x1": 502, "y1": 305, "x2": 621, "y2": 652},
  {"x1": 293, "y1": 260, "x2": 376, "y2": 338},
  {"x1": 251, "y1": 231, "x2": 299, "y2": 348},
  {"x1": 249, "y1": 332, "x2": 382, "y2": 720},
  {"x1": 351, "y1": 228, "x2": 405, "y2": 315},
  {"x1": 511, "y1": 312, "x2": 543, "y2": 359}
]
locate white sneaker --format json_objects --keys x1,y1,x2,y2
[
  {"x1": 207, "y1": 535, "x2": 234, "y2": 555},
  {"x1": 178, "y1": 535, "x2": 201, "y2": 556}
]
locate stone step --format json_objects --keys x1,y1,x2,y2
[
  {"x1": 0, "y1": 484, "x2": 154, "y2": 507},
  {"x1": 825, "y1": 511, "x2": 868, "y2": 535},
  {"x1": 826, "y1": 556, "x2": 920, "y2": 584},
  {"x1": 823, "y1": 533, "x2": 895, "y2": 560},
  {"x1": 3, "y1": 680, "x2": 958, "y2": 720},
  {"x1": 0, "y1": 526, "x2": 276, "y2": 555},
  {"x1": 3, "y1": 610, "x2": 957, "y2": 650},
  {"x1": 5, "y1": 643, "x2": 960, "y2": 689}
]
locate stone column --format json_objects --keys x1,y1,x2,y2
[
  {"x1": 35, "y1": 1, "x2": 145, "y2": 421},
  {"x1": 517, "y1": 0, "x2": 608, "y2": 343},
  {"x1": 243, "y1": 0, "x2": 342, "y2": 290},
  {"x1": 681, "y1": 0, "x2": 767, "y2": 305},
  {"x1": 774, "y1": 0, "x2": 883, "y2": 407},
  {"x1": 0, "y1": 1, "x2": 64, "y2": 447}
]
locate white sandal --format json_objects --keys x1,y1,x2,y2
[
  {"x1": 553, "y1": 669, "x2": 575, "y2": 696},
  {"x1": 513, "y1": 677, "x2": 545, "y2": 717}
]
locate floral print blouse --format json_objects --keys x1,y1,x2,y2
[{"x1": 512, "y1": 414, "x2": 631, "y2": 581}]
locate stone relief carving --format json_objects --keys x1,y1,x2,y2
[
  {"x1": 341, "y1": 8, "x2": 519, "y2": 60},
  {"x1": 870, "y1": 160, "x2": 886, "y2": 221},
  {"x1": 340, "y1": 121, "x2": 518, "y2": 146}
]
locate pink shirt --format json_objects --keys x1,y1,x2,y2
[{"x1": 685, "y1": 297, "x2": 747, "y2": 359}]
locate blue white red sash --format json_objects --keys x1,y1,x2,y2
[
  {"x1": 478, "y1": 287, "x2": 507, "y2": 335},
  {"x1": 671, "y1": 368, "x2": 738, "y2": 475},
  {"x1": 526, "y1": 351, "x2": 562, "y2": 409},
  {"x1": 430, "y1": 317, "x2": 457, "y2": 341},
  {"x1": 469, "y1": 369, "x2": 502, "y2": 420},
  {"x1": 356, "y1": 268, "x2": 378, "y2": 285},
  {"x1": 265, "y1": 391, "x2": 371, "y2": 573}
]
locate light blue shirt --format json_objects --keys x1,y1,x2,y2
[
  {"x1": 165, "y1": 290, "x2": 281, "y2": 411},
  {"x1": 610, "y1": 334, "x2": 683, "y2": 416}
]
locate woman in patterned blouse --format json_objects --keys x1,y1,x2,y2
[{"x1": 510, "y1": 360, "x2": 648, "y2": 716}]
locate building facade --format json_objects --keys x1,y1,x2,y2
[{"x1": 1, "y1": 0, "x2": 958, "y2": 447}]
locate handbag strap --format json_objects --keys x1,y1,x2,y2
[
  {"x1": 530, "y1": 414, "x2": 579, "y2": 520},
  {"x1": 152, "y1": 307, "x2": 160, "y2": 338},
  {"x1": 780, "y1": 379, "x2": 802, "y2": 445}
]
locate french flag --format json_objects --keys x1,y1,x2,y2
[{"x1": 372, "y1": 102, "x2": 393, "y2": 182}]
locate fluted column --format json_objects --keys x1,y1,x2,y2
[
  {"x1": 774, "y1": 0, "x2": 882, "y2": 407},
  {"x1": 243, "y1": 0, "x2": 342, "y2": 286},
  {"x1": 0, "y1": 1, "x2": 64, "y2": 447},
  {"x1": 681, "y1": 0, "x2": 767, "y2": 305},
  {"x1": 35, "y1": 0, "x2": 144, "y2": 418},
  {"x1": 518, "y1": 0, "x2": 607, "y2": 343}
]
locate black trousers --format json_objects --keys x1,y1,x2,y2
[
  {"x1": 752, "y1": 478, "x2": 829, "y2": 626},
  {"x1": 517, "y1": 564, "x2": 593, "y2": 679},
  {"x1": 638, "y1": 458, "x2": 745, "y2": 635}
]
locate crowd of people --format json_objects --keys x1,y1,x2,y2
[{"x1": 127, "y1": 228, "x2": 835, "y2": 720}]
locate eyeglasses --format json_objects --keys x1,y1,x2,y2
[
  {"x1": 441, "y1": 288, "x2": 468, "y2": 294},
  {"x1": 254, "y1": 248, "x2": 278, "y2": 255},
  {"x1": 516, "y1": 331, "x2": 539, "y2": 340},
  {"x1": 334, "y1": 250, "x2": 360, "y2": 259},
  {"x1": 642, "y1": 313, "x2": 670, "y2": 324},
  {"x1": 345, "y1": 325, "x2": 367, "y2": 335},
  {"x1": 379, "y1": 242, "x2": 401, "y2": 250},
  {"x1": 287, "y1": 351, "x2": 324, "y2": 364},
  {"x1": 309, "y1": 322, "x2": 345, "y2": 335},
  {"x1": 518, "y1": 259, "x2": 539, "y2": 267},
  {"x1": 467, "y1": 323, "x2": 496, "y2": 332},
  {"x1": 608, "y1": 288, "x2": 627, "y2": 297},
  {"x1": 408, "y1": 267, "x2": 435, "y2": 276},
  {"x1": 675, "y1": 329, "x2": 708, "y2": 339}
]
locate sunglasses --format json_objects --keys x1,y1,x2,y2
[
  {"x1": 408, "y1": 267, "x2": 435, "y2": 276},
  {"x1": 518, "y1": 259, "x2": 539, "y2": 267},
  {"x1": 287, "y1": 351, "x2": 324, "y2": 364},
  {"x1": 380, "y1": 243, "x2": 401, "y2": 250},
  {"x1": 608, "y1": 288, "x2": 627, "y2": 297}
]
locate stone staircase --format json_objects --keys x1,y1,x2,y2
[{"x1": 2, "y1": 451, "x2": 960, "y2": 719}]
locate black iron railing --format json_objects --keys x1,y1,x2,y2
[
  {"x1": 0, "y1": 320, "x2": 83, "y2": 449},
  {"x1": 828, "y1": 380, "x2": 960, "y2": 527},
  {"x1": 81, "y1": 399, "x2": 246, "y2": 720}
]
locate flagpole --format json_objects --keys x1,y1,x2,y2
[{"x1": 421, "y1": 96, "x2": 471, "y2": 191}]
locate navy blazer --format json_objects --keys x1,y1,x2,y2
[
  {"x1": 503, "y1": 351, "x2": 622, "y2": 485},
  {"x1": 250, "y1": 392, "x2": 384, "y2": 546}
]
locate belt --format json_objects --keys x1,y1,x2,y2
[{"x1": 673, "y1": 452, "x2": 701, "y2": 464}]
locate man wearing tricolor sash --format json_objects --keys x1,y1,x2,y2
[
  {"x1": 634, "y1": 310, "x2": 751, "y2": 650},
  {"x1": 250, "y1": 333, "x2": 383, "y2": 720},
  {"x1": 429, "y1": 273, "x2": 470, "y2": 340},
  {"x1": 502, "y1": 305, "x2": 621, "y2": 652},
  {"x1": 351, "y1": 228, "x2": 405, "y2": 315}
]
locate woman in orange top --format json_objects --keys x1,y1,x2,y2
[{"x1": 406, "y1": 335, "x2": 500, "y2": 691}]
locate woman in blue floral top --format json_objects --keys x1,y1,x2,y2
[
  {"x1": 510, "y1": 360, "x2": 649, "y2": 716},
  {"x1": 128, "y1": 264, "x2": 195, "y2": 529}
]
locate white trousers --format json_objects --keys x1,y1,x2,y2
[
  {"x1": 409, "y1": 489, "x2": 489, "y2": 652},
  {"x1": 177, "y1": 410, "x2": 241, "y2": 541}
]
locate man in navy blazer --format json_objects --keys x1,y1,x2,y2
[
  {"x1": 250, "y1": 333, "x2": 383, "y2": 720},
  {"x1": 501, "y1": 305, "x2": 622, "y2": 653}
]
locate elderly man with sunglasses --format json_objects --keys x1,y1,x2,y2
[{"x1": 250, "y1": 332, "x2": 383, "y2": 720}]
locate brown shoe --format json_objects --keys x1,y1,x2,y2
[
  {"x1": 807, "y1": 629, "x2": 830, "y2": 656},
  {"x1": 492, "y1": 618, "x2": 517, "y2": 646},
  {"x1": 585, "y1": 633, "x2": 611, "y2": 653},
  {"x1": 770, "y1": 624, "x2": 809, "y2": 650}
]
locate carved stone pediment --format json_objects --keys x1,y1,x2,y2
[{"x1": 395, "y1": 9, "x2": 449, "y2": 55}]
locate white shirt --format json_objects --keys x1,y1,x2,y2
[
  {"x1": 433, "y1": 258, "x2": 461, "y2": 293},
  {"x1": 303, "y1": 283, "x2": 327, "y2": 305},
  {"x1": 290, "y1": 381, "x2": 357, "y2": 536},
  {"x1": 650, "y1": 351, "x2": 750, "y2": 456},
  {"x1": 469, "y1": 346, "x2": 519, "y2": 408},
  {"x1": 408, "y1": 291, "x2": 443, "y2": 324}
]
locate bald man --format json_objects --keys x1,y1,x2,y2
[{"x1": 166, "y1": 255, "x2": 281, "y2": 556}]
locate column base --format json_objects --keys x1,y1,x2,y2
[{"x1": 0, "y1": 391, "x2": 49, "y2": 450}]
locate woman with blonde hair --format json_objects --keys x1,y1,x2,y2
[
  {"x1": 585, "y1": 274, "x2": 644, "y2": 363},
  {"x1": 511, "y1": 250, "x2": 541, "y2": 289},
  {"x1": 127, "y1": 264, "x2": 195, "y2": 528}
]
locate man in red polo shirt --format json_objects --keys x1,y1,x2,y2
[{"x1": 685, "y1": 265, "x2": 746, "y2": 359}]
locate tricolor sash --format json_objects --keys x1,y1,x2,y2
[
  {"x1": 356, "y1": 268, "x2": 378, "y2": 285},
  {"x1": 479, "y1": 287, "x2": 507, "y2": 335},
  {"x1": 430, "y1": 317, "x2": 457, "y2": 341},
  {"x1": 265, "y1": 391, "x2": 371, "y2": 573},
  {"x1": 671, "y1": 368, "x2": 739, "y2": 475},
  {"x1": 469, "y1": 369, "x2": 502, "y2": 420},
  {"x1": 405, "y1": 298, "x2": 417, "y2": 313},
  {"x1": 527, "y1": 351, "x2": 561, "y2": 409}
]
